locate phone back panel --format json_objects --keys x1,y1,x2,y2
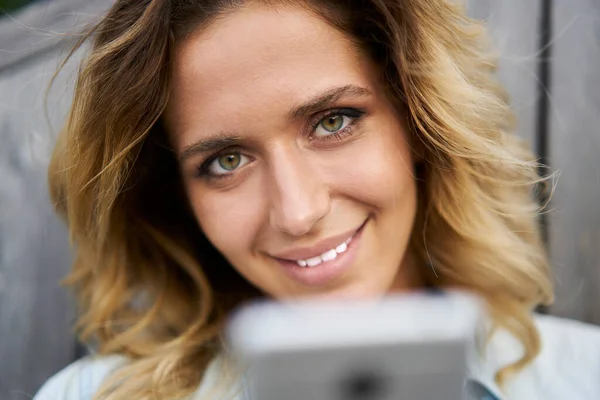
[{"x1": 244, "y1": 339, "x2": 468, "y2": 400}]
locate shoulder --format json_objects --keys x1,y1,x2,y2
[
  {"x1": 535, "y1": 312, "x2": 600, "y2": 343},
  {"x1": 533, "y1": 314, "x2": 600, "y2": 382},
  {"x1": 486, "y1": 314, "x2": 600, "y2": 399},
  {"x1": 34, "y1": 354, "x2": 127, "y2": 400},
  {"x1": 34, "y1": 353, "x2": 242, "y2": 400}
]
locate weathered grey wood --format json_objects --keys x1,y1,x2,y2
[
  {"x1": 0, "y1": 0, "x2": 112, "y2": 71},
  {"x1": 0, "y1": 50, "x2": 78, "y2": 400},
  {"x1": 0, "y1": 1, "x2": 113, "y2": 398},
  {"x1": 466, "y1": 0, "x2": 542, "y2": 148},
  {"x1": 547, "y1": 0, "x2": 600, "y2": 324}
]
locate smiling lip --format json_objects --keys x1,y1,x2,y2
[
  {"x1": 273, "y1": 219, "x2": 368, "y2": 287},
  {"x1": 272, "y1": 222, "x2": 364, "y2": 262}
]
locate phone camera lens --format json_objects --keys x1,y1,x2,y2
[{"x1": 341, "y1": 370, "x2": 386, "y2": 399}]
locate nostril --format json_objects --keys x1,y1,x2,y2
[
  {"x1": 270, "y1": 199, "x2": 329, "y2": 237},
  {"x1": 268, "y1": 161, "x2": 331, "y2": 236}
]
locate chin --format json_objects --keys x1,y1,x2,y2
[{"x1": 300, "y1": 281, "x2": 392, "y2": 301}]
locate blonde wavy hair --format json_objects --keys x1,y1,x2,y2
[{"x1": 49, "y1": 0, "x2": 554, "y2": 398}]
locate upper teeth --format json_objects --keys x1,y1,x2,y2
[{"x1": 296, "y1": 237, "x2": 352, "y2": 268}]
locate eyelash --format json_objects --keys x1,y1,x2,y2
[
  {"x1": 309, "y1": 108, "x2": 365, "y2": 143},
  {"x1": 197, "y1": 149, "x2": 246, "y2": 181},
  {"x1": 197, "y1": 107, "x2": 366, "y2": 180}
]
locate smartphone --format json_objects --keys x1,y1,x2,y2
[{"x1": 226, "y1": 291, "x2": 483, "y2": 400}]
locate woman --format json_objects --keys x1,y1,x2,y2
[{"x1": 35, "y1": 0, "x2": 600, "y2": 399}]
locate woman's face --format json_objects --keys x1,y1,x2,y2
[{"x1": 164, "y1": 3, "x2": 419, "y2": 299}]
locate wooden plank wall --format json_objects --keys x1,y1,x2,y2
[
  {"x1": 466, "y1": 0, "x2": 542, "y2": 148},
  {"x1": 0, "y1": 1, "x2": 113, "y2": 398},
  {"x1": 0, "y1": 0, "x2": 598, "y2": 398},
  {"x1": 0, "y1": 52, "x2": 75, "y2": 400},
  {"x1": 547, "y1": 0, "x2": 600, "y2": 324}
]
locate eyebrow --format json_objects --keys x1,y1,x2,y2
[
  {"x1": 288, "y1": 84, "x2": 373, "y2": 120},
  {"x1": 178, "y1": 84, "x2": 372, "y2": 162},
  {"x1": 179, "y1": 134, "x2": 242, "y2": 162}
]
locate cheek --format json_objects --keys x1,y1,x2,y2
[
  {"x1": 185, "y1": 180, "x2": 265, "y2": 262},
  {"x1": 374, "y1": 133, "x2": 415, "y2": 202},
  {"x1": 329, "y1": 123, "x2": 416, "y2": 208}
]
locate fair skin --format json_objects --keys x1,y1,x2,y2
[{"x1": 164, "y1": 3, "x2": 420, "y2": 299}]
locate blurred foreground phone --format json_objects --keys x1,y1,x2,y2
[{"x1": 226, "y1": 291, "x2": 483, "y2": 400}]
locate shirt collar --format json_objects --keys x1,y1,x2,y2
[
  {"x1": 466, "y1": 379, "x2": 503, "y2": 400},
  {"x1": 465, "y1": 320, "x2": 524, "y2": 400}
]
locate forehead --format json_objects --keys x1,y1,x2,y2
[{"x1": 166, "y1": 3, "x2": 379, "y2": 144}]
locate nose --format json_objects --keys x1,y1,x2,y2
[{"x1": 268, "y1": 146, "x2": 331, "y2": 236}]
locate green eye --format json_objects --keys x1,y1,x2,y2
[
  {"x1": 202, "y1": 151, "x2": 251, "y2": 179},
  {"x1": 217, "y1": 153, "x2": 241, "y2": 171},
  {"x1": 320, "y1": 115, "x2": 344, "y2": 132},
  {"x1": 311, "y1": 108, "x2": 364, "y2": 142}
]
